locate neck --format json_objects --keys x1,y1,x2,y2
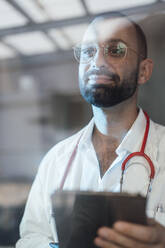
[
  {"x1": 91, "y1": 96, "x2": 139, "y2": 176},
  {"x1": 92, "y1": 97, "x2": 139, "y2": 146}
]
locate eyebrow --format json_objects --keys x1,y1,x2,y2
[
  {"x1": 105, "y1": 38, "x2": 129, "y2": 46},
  {"x1": 81, "y1": 38, "x2": 129, "y2": 48}
]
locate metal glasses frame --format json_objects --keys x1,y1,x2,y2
[{"x1": 73, "y1": 41, "x2": 145, "y2": 64}]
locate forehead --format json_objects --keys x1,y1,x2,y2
[{"x1": 83, "y1": 17, "x2": 138, "y2": 47}]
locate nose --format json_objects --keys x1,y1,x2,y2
[{"x1": 91, "y1": 46, "x2": 109, "y2": 68}]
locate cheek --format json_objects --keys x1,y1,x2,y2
[
  {"x1": 119, "y1": 60, "x2": 138, "y2": 79},
  {"x1": 79, "y1": 64, "x2": 89, "y2": 79}
]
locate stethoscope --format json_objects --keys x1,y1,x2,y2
[{"x1": 59, "y1": 111, "x2": 155, "y2": 196}]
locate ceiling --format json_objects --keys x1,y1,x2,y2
[{"x1": 0, "y1": 0, "x2": 164, "y2": 67}]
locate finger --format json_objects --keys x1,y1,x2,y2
[
  {"x1": 113, "y1": 221, "x2": 160, "y2": 244},
  {"x1": 97, "y1": 227, "x2": 148, "y2": 248},
  {"x1": 147, "y1": 218, "x2": 157, "y2": 226},
  {"x1": 94, "y1": 237, "x2": 121, "y2": 248}
]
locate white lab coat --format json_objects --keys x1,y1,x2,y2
[{"x1": 16, "y1": 109, "x2": 165, "y2": 248}]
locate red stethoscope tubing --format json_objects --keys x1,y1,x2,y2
[
  {"x1": 59, "y1": 135, "x2": 82, "y2": 190},
  {"x1": 60, "y1": 111, "x2": 155, "y2": 191},
  {"x1": 121, "y1": 111, "x2": 155, "y2": 179}
]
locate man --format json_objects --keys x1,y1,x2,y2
[{"x1": 16, "y1": 14, "x2": 165, "y2": 248}]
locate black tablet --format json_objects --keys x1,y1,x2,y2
[{"x1": 51, "y1": 191, "x2": 147, "y2": 248}]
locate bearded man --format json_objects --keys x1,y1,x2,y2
[{"x1": 16, "y1": 14, "x2": 165, "y2": 248}]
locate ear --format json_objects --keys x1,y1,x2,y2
[{"x1": 138, "y1": 58, "x2": 153, "y2": 85}]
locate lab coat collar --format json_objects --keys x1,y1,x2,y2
[
  {"x1": 116, "y1": 109, "x2": 158, "y2": 163},
  {"x1": 116, "y1": 108, "x2": 146, "y2": 154}
]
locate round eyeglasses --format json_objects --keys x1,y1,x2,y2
[{"x1": 73, "y1": 41, "x2": 144, "y2": 64}]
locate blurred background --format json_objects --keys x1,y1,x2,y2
[{"x1": 0, "y1": 0, "x2": 165, "y2": 247}]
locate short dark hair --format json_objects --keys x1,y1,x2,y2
[
  {"x1": 130, "y1": 19, "x2": 147, "y2": 59},
  {"x1": 92, "y1": 12, "x2": 147, "y2": 59}
]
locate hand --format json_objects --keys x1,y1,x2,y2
[{"x1": 94, "y1": 219, "x2": 165, "y2": 248}]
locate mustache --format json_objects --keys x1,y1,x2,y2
[{"x1": 84, "y1": 68, "x2": 120, "y2": 83}]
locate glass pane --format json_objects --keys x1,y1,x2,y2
[{"x1": 0, "y1": 0, "x2": 165, "y2": 245}]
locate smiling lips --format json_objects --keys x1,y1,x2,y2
[{"x1": 88, "y1": 74, "x2": 114, "y2": 85}]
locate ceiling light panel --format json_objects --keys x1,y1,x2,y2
[
  {"x1": 4, "y1": 32, "x2": 56, "y2": 55},
  {"x1": 49, "y1": 29, "x2": 71, "y2": 50},
  {"x1": 0, "y1": 0, "x2": 27, "y2": 29},
  {"x1": 49, "y1": 24, "x2": 88, "y2": 50},
  {"x1": 61, "y1": 24, "x2": 89, "y2": 45},
  {"x1": 38, "y1": 0, "x2": 86, "y2": 20},
  {"x1": 0, "y1": 43, "x2": 15, "y2": 59},
  {"x1": 85, "y1": 0, "x2": 156, "y2": 13},
  {"x1": 15, "y1": 0, "x2": 48, "y2": 22}
]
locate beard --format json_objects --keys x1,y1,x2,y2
[{"x1": 79, "y1": 67, "x2": 139, "y2": 108}]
